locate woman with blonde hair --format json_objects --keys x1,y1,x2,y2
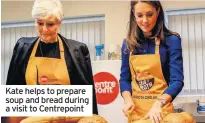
[{"x1": 6, "y1": 0, "x2": 98, "y2": 116}]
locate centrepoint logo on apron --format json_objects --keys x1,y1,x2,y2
[
  {"x1": 40, "y1": 76, "x2": 48, "y2": 82},
  {"x1": 39, "y1": 76, "x2": 59, "y2": 84},
  {"x1": 94, "y1": 72, "x2": 119, "y2": 105}
]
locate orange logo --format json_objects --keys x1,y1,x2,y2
[
  {"x1": 40, "y1": 76, "x2": 48, "y2": 82},
  {"x1": 94, "y1": 72, "x2": 119, "y2": 105}
]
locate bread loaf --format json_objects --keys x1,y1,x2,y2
[
  {"x1": 131, "y1": 119, "x2": 152, "y2": 123},
  {"x1": 180, "y1": 112, "x2": 196, "y2": 123},
  {"x1": 77, "y1": 114, "x2": 107, "y2": 123},
  {"x1": 162, "y1": 112, "x2": 196, "y2": 123},
  {"x1": 20, "y1": 116, "x2": 83, "y2": 123},
  {"x1": 130, "y1": 112, "x2": 195, "y2": 123}
]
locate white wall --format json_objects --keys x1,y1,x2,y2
[{"x1": 2, "y1": 1, "x2": 205, "y2": 47}]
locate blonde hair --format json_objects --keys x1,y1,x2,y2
[{"x1": 32, "y1": 0, "x2": 63, "y2": 20}]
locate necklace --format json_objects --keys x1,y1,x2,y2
[{"x1": 39, "y1": 41, "x2": 59, "y2": 57}]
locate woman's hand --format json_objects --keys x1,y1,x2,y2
[
  {"x1": 123, "y1": 99, "x2": 135, "y2": 117},
  {"x1": 141, "y1": 100, "x2": 162, "y2": 123},
  {"x1": 122, "y1": 91, "x2": 135, "y2": 117}
]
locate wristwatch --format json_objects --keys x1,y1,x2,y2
[{"x1": 157, "y1": 98, "x2": 166, "y2": 107}]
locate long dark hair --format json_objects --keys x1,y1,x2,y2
[{"x1": 126, "y1": 1, "x2": 178, "y2": 53}]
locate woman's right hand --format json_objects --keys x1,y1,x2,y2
[
  {"x1": 123, "y1": 99, "x2": 135, "y2": 117},
  {"x1": 122, "y1": 91, "x2": 135, "y2": 117}
]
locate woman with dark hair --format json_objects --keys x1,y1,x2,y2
[{"x1": 120, "y1": 1, "x2": 184, "y2": 123}]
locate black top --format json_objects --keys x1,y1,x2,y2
[{"x1": 36, "y1": 41, "x2": 60, "y2": 58}]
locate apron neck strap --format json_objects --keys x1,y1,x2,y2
[
  {"x1": 30, "y1": 36, "x2": 65, "y2": 59},
  {"x1": 31, "y1": 38, "x2": 40, "y2": 57},
  {"x1": 155, "y1": 37, "x2": 160, "y2": 54},
  {"x1": 129, "y1": 49, "x2": 133, "y2": 57},
  {"x1": 57, "y1": 36, "x2": 65, "y2": 59}
]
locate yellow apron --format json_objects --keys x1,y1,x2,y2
[
  {"x1": 129, "y1": 38, "x2": 173, "y2": 121},
  {"x1": 25, "y1": 36, "x2": 70, "y2": 85}
]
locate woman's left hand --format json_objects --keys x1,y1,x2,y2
[{"x1": 141, "y1": 100, "x2": 162, "y2": 123}]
